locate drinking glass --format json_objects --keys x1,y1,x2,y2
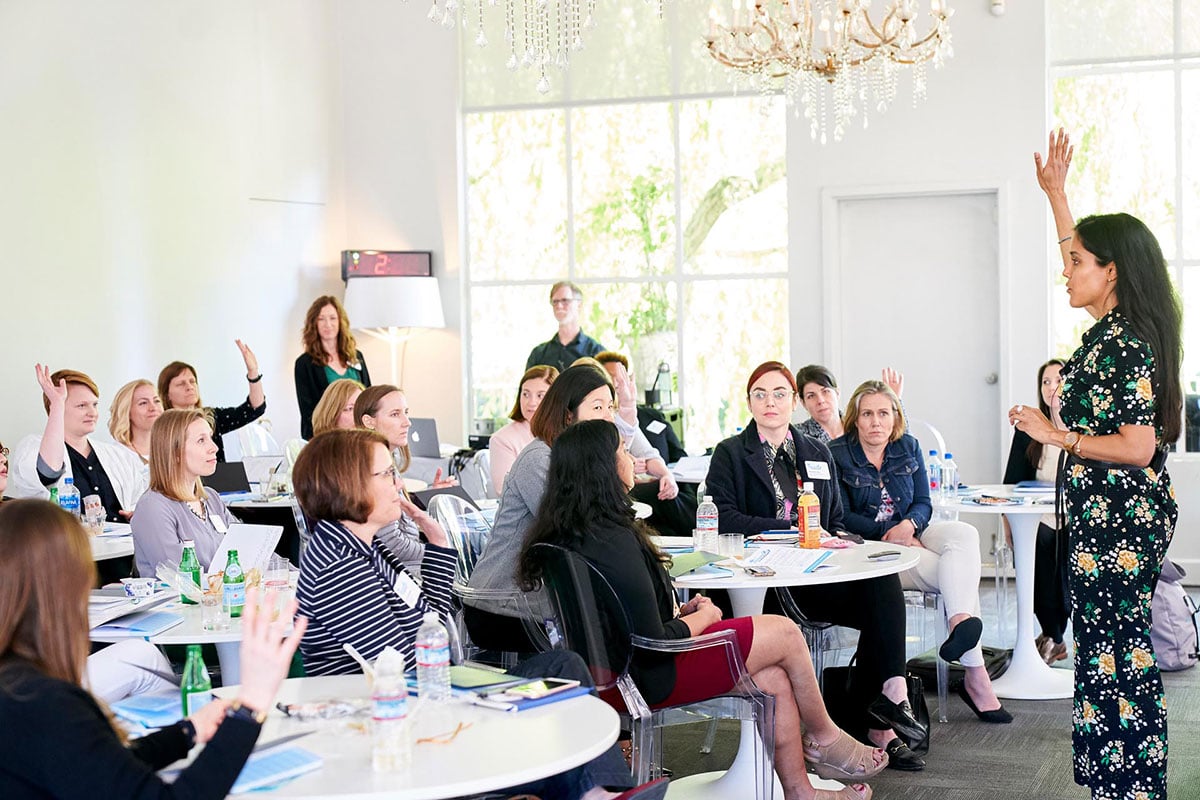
[
  {"x1": 201, "y1": 591, "x2": 230, "y2": 631},
  {"x1": 718, "y1": 533, "x2": 745, "y2": 559}
]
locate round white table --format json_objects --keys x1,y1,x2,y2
[
  {"x1": 91, "y1": 600, "x2": 245, "y2": 684},
  {"x1": 665, "y1": 539, "x2": 920, "y2": 800},
  {"x1": 213, "y1": 675, "x2": 620, "y2": 799},
  {"x1": 92, "y1": 532, "x2": 135, "y2": 561},
  {"x1": 934, "y1": 484, "x2": 1072, "y2": 701},
  {"x1": 671, "y1": 539, "x2": 921, "y2": 617}
]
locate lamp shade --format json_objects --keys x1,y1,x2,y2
[{"x1": 342, "y1": 276, "x2": 446, "y2": 330}]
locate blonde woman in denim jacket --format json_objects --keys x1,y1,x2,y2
[{"x1": 828, "y1": 380, "x2": 1012, "y2": 725}]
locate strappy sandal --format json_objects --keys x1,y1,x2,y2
[
  {"x1": 802, "y1": 730, "x2": 887, "y2": 782},
  {"x1": 813, "y1": 784, "x2": 872, "y2": 800}
]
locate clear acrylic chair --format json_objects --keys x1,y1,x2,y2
[
  {"x1": 903, "y1": 589, "x2": 950, "y2": 724},
  {"x1": 531, "y1": 543, "x2": 776, "y2": 799},
  {"x1": 771, "y1": 587, "x2": 840, "y2": 691},
  {"x1": 427, "y1": 493, "x2": 546, "y2": 665}
]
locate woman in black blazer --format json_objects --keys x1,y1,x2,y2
[
  {"x1": 705, "y1": 362, "x2": 925, "y2": 771},
  {"x1": 294, "y1": 295, "x2": 372, "y2": 439},
  {"x1": 1002, "y1": 358, "x2": 1070, "y2": 664}
]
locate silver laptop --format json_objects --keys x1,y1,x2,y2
[{"x1": 408, "y1": 417, "x2": 442, "y2": 458}]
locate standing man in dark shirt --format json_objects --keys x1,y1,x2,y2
[{"x1": 525, "y1": 281, "x2": 605, "y2": 371}]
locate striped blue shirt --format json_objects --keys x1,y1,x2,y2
[{"x1": 297, "y1": 518, "x2": 456, "y2": 676}]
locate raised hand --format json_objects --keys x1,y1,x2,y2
[
  {"x1": 1034, "y1": 128, "x2": 1073, "y2": 199},
  {"x1": 234, "y1": 587, "x2": 307, "y2": 715},
  {"x1": 881, "y1": 367, "x2": 904, "y2": 399},
  {"x1": 235, "y1": 339, "x2": 260, "y2": 380},
  {"x1": 35, "y1": 364, "x2": 67, "y2": 412}
]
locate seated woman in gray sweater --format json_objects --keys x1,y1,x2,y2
[
  {"x1": 130, "y1": 409, "x2": 236, "y2": 577},
  {"x1": 465, "y1": 364, "x2": 617, "y2": 652}
]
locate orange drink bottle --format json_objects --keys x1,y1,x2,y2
[{"x1": 797, "y1": 481, "x2": 822, "y2": 548}]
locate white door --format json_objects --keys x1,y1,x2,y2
[{"x1": 828, "y1": 191, "x2": 1002, "y2": 487}]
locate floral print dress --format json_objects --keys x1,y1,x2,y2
[{"x1": 1059, "y1": 309, "x2": 1177, "y2": 800}]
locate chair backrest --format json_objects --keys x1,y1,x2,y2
[
  {"x1": 908, "y1": 418, "x2": 948, "y2": 460},
  {"x1": 427, "y1": 493, "x2": 493, "y2": 584},
  {"x1": 529, "y1": 542, "x2": 633, "y2": 693}
]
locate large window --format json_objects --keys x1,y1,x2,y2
[
  {"x1": 462, "y1": 4, "x2": 789, "y2": 451},
  {"x1": 1048, "y1": 0, "x2": 1200, "y2": 450}
]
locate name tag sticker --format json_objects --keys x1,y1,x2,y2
[
  {"x1": 646, "y1": 420, "x2": 667, "y2": 435},
  {"x1": 211, "y1": 516, "x2": 229, "y2": 534},
  {"x1": 392, "y1": 572, "x2": 422, "y2": 608},
  {"x1": 804, "y1": 461, "x2": 832, "y2": 481}
]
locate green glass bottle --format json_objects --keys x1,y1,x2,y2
[
  {"x1": 48, "y1": 487, "x2": 58, "y2": 505},
  {"x1": 223, "y1": 549, "x2": 246, "y2": 618},
  {"x1": 181, "y1": 644, "x2": 212, "y2": 716},
  {"x1": 178, "y1": 541, "x2": 201, "y2": 605}
]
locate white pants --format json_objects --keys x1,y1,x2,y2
[
  {"x1": 900, "y1": 520, "x2": 985, "y2": 668},
  {"x1": 86, "y1": 640, "x2": 176, "y2": 704}
]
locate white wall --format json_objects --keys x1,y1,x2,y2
[{"x1": 0, "y1": 0, "x2": 344, "y2": 447}]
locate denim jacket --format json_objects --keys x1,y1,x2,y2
[{"x1": 827, "y1": 433, "x2": 932, "y2": 541}]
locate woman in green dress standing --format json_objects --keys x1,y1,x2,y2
[{"x1": 1010, "y1": 129, "x2": 1183, "y2": 800}]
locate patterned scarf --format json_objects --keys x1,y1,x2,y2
[{"x1": 762, "y1": 433, "x2": 799, "y2": 522}]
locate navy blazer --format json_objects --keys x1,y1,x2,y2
[
  {"x1": 828, "y1": 433, "x2": 932, "y2": 541},
  {"x1": 705, "y1": 421, "x2": 844, "y2": 535}
]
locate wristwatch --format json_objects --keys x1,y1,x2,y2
[
  {"x1": 226, "y1": 700, "x2": 268, "y2": 725},
  {"x1": 1063, "y1": 431, "x2": 1081, "y2": 454}
]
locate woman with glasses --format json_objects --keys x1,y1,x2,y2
[
  {"x1": 292, "y1": 428, "x2": 455, "y2": 676},
  {"x1": 830, "y1": 381, "x2": 1010, "y2": 725},
  {"x1": 705, "y1": 362, "x2": 926, "y2": 771}
]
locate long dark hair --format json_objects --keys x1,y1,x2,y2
[
  {"x1": 528, "y1": 364, "x2": 613, "y2": 446},
  {"x1": 1027, "y1": 358, "x2": 1067, "y2": 468},
  {"x1": 517, "y1": 420, "x2": 666, "y2": 591},
  {"x1": 1075, "y1": 213, "x2": 1183, "y2": 443}
]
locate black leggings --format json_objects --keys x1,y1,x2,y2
[{"x1": 778, "y1": 573, "x2": 908, "y2": 734}]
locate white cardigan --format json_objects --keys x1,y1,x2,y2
[{"x1": 10, "y1": 434, "x2": 148, "y2": 511}]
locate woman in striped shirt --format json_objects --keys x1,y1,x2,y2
[{"x1": 292, "y1": 428, "x2": 456, "y2": 675}]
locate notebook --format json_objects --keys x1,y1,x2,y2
[
  {"x1": 111, "y1": 692, "x2": 184, "y2": 729},
  {"x1": 407, "y1": 417, "x2": 442, "y2": 458},
  {"x1": 229, "y1": 747, "x2": 323, "y2": 794},
  {"x1": 92, "y1": 610, "x2": 185, "y2": 637}
]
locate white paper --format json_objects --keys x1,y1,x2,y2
[
  {"x1": 671, "y1": 455, "x2": 711, "y2": 481},
  {"x1": 207, "y1": 523, "x2": 283, "y2": 578},
  {"x1": 745, "y1": 547, "x2": 829, "y2": 570}
]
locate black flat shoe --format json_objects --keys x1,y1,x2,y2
[
  {"x1": 957, "y1": 684, "x2": 1013, "y2": 724},
  {"x1": 867, "y1": 694, "x2": 927, "y2": 745},
  {"x1": 884, "y1": 737, "x2": 925, "y2": 771},
  {"x1": 939, "y1": 616, "x2": 983, "y2": 663}
]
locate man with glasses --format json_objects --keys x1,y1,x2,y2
[{"x1": 525, "y1": 281, "x2": 606, "y2": 372}]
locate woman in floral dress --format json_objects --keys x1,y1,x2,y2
[{"x1": 1009, "y1": 130, "x2": 1183, "y2": 800}]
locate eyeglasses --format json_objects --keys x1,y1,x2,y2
[
  {"x1": 550, "y1": 297, "x2": 579, "y2": 307},
  {"x1": 749, "y1": 389, "x2": 794, "y2": 403},
  {"x1": 373, "y1": 466, "x2": 399, "y2": 481}
]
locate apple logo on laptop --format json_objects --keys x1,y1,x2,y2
[{"x1": 411, "y1": 430, "x2": 421, "y2": 443}]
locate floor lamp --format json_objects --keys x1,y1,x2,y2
[{"x1": 342, "y1": 276, "x2": 446, "y2": 387}]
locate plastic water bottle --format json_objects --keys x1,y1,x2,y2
[
  {"x1": 415, "y1": 612, "x2": 452, "y2": 703},
  {"x1": 695, "y1": 495, "x2": 719, "y2": 554},
  {"x1": 181, "y1": 644, "x2": 212, "y2": 716},
  {"x1": 926, "y1": 451, "x2": 942, "y2": 496},
  {"x1": 58, "y1": 477, "x2": 81, "y2": 519},
  {"x1": 372, "y1": 647, "x2": 412, "y2": 772},
  {"x1": 940, "y1": 453, "x2": 959, "y2": 500}
]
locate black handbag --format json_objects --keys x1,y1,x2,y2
[{"x1": 822, "y1": 660, "x2": 931, "y2": 756}]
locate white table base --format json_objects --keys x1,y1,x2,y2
[{"x1": 989, "y1": 512, "x2": 1073, "y2": 700}]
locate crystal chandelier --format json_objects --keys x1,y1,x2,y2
[
  {"x1": 705, "y1": 0, "x2": 954, "y2": 143},
  {"x1": 417, "y1": 0, "x2": 663, "y2": 94}
]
